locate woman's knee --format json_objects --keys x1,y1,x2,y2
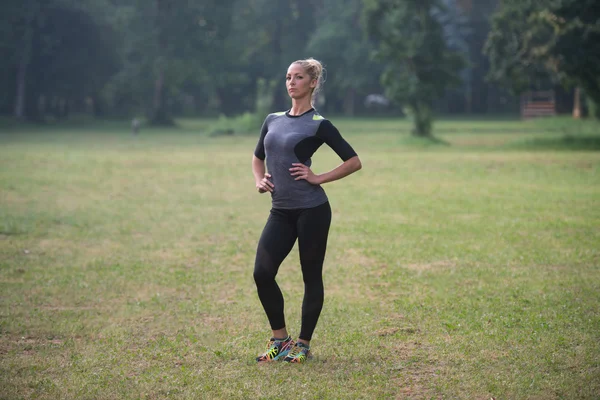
[
  {"x1": 301, "y1": 270, "x2": 324, "y2": 286},
  {"x1": 253, "y1": 265, "x2": 275, "y2": 285}
]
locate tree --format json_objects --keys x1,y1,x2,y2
[
  {"x1": 149, "y1": 0, "x2": 235, "y2": 125},
  {"x1": 458, "y1": 0, "x2": 499, "y2": 113},
  {"x1": 363, "y1": 0, "x2": 466, "y2": 136},
  {"x1": 234, "y1": 0, "x2": 320, "y2": 112},
  {"x1": 484, "y1": 0, "x2": 600, "y2": 118},
  {"x1": 0, "y1": 0, "x2": 43, "y2": 119},
  {"x1": 533, "y1": 0, "x2": 600, "y2": 118},
  {"x1": 306, "y1": 0, "x2": 382, "y2": 116},
  {"x1": 484, "y1": 0, "x2": 554, "y2": 94},
  {"x1": 0, "y1": 0, "x2": 121, "y2": 121},
  {"x1": 103, "y1": 0, "x2": 235, "y2": 124}
]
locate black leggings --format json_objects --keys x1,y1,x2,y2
[{"x1": 253, "y1": 201, "x2": 332, "y2": 341}]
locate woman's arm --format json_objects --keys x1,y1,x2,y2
[
  {"x1": 290, "y1": 155, "x2": 362, "y2": 185},
  {"x1": 252, "y1": 155, "x2": 274, "y2": 193}
]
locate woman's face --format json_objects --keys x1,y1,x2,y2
[{"x1": 286, "y1": 64, "x2": 317, "y2": 101}]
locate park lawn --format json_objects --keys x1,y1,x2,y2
[{"x1": 0, "y1": 117, "x2": 599, "y2": 399}]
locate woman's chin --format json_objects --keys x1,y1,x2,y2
[{"x1": 289, "y1": 93, "x2": 307, "y2": 101}]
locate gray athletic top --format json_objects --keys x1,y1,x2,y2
[{"x1": 254, "y1": 108, "x2": 357, "y2": 209}]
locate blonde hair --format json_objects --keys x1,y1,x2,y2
[{"x1": 291, "y1": 58, "x2": 325, "y2": 106}]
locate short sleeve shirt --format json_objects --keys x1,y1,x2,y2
[{"x1": 254, "y1": 108, "x2": 357, "y2": 209}]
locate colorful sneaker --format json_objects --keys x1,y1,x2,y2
[
  {"x1": 283, "y1": 342, "x2": 312, "y2": 363},
  {"x1": 256, "y1": 336, "x2": 295, "y2": 362}
]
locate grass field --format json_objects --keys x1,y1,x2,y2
[{"x1": 1, "y1": 116, "x2": 599, "y2": 399}]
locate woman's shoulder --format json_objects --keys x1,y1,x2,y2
[
  {"x1": 262, "y1": 111, "x2": 286, "y2": 126},
  {"x1": 313, "y1": 111, "x2": 334, "y2": 126},
  {"x1": 312, "y1": 111, "x2": 326, "y2": 121},
  {"x1": 265, "y1": 110, "x2": 289, "y2": 119}
]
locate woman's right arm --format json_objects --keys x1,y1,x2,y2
[
  {"x1": 253, "y1": 115, "x2": 273, "y2": 193},
  {"x1": 252, "y1": 155, "x2": 274, "y2": 193}
]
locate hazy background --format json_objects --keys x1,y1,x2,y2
[{"x1": 1, "y1": 0, "x2": 598, "y2": 130}]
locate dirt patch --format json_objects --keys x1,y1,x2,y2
[
  {"x1": 385, "y1": 341, "x2": 440, "y2": 399},
  {"x1": 377, "y1": 327, "x2": 419, "y2": 336},
  {"x1": 393, "y1": 361, "x2": 439, "y2": 399},
  {"x1": 404, "y1": 260, "x2": 455, "y2": 272},
  {"x1": 377, "y1": 327, "x2": 400, "y2": 336},
  {"x1": 0, "y1": 335, "x2": 68, "y2": 357},
  {"x1": 326, "y1": 248, "x2": 388, "y2": 301},
  {"x1": 335, "y1": 247, "x2": 378, "y2": 268}
]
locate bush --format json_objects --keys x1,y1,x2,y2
[
  {"x1": 208, "y1": 78, "x2": 276, "y2": 136},
  {"x1": 208, "y1": 112, "x2": 263, "y2": 136}
]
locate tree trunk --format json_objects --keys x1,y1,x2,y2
[
  {"x1": 149, "y1": 0, "x2": 174, "y2": 126},
  {"x1": 573, "y1": 87, "x2": 581, "y2": 119},
  {"x1": 271, "y1": 6, "x2": 287, "y2": 111},
  {"x1": 24, "y1": 91, "x2": 41, "y2": 122},
  {"x1": 59, "y1": 98, "x2": 70, "y2": 119},
  {"x1": 92, "y1": 95, "x2": 106, "y2": 117},
  {"x1": 411, "y1": 101, "x2": 433, "y2": 137},
  {"x1": 465, "y1": 77, "x2": 472, "y2": 114},
  {"x1": 150, "y1": 67, "x2": 174, "y2": 125},
  {"x1": 153, "y1": 67, "x2": 164, "y2": 116},
  {"x1": 14, "y1": 12, "x2": 36, "y2": 120},
  {"x1": 14, "y1": 56, "x2": 27, "y2": 119},
  {"x1": 343, "y1": 87, "x2": 355, "y2": 116}
]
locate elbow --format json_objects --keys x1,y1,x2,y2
[
  {"x1": 352, "y1": 156, "x2": 362, "y2": 172},
  {"x1": 252, "y1": 154, "x2": 264, "y2": 166}
]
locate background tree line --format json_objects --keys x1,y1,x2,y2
[{"x1": 1, "y1": 0, "x2": 598, "y2": 133}]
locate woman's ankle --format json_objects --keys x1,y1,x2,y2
[{"x1": 272, "y1": 328, "x2": 289, "y2": 340}]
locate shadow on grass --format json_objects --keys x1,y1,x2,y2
[{"x1": 507, "y1": 135, "x2": 600, "y2": 151}]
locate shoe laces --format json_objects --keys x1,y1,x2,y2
[
  {"x1": 288, "y1": 343, "x2": 309, "y2": 358},
  {"x1": 266, "y1": 336, "x2": 289, "y2": 349}
]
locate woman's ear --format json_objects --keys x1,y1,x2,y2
[{"x1": 310, "y1": 79, "x2": 317, "y2": 89}]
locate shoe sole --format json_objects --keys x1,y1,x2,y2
[
  {"x1": 256, "y1": 347, "x2": 293, "y2": 362},
  {"x1": 283, "y1": 352, "x2": 312, "y2": 363}
]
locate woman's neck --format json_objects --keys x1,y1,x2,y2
[{"x1": 289, "y1": 99, "x2": 313, "y2": 116}]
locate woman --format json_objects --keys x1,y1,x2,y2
[{"x1": 252, "y1": 58, "x2": 362, "y2": 363}]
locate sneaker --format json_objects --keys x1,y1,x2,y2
[
  {"x1": 256, "y1": 336, "x2": 295, "y2": 362},
  {"x1": 283, "y1": 342, "x2": 312, "y2": 363}
]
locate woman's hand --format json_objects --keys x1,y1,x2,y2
[
  {"x1": 290, "y1": 163, "x2": 321, "y2": 185},
  {"x1": 256, "y1": 173, "x2": 274, "y2": 193}
]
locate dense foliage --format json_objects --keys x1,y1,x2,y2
[
  {"x1": 363, "y1": 0, "x2": 467, "y2": 136},
  {"x1": 485, "y1": 0, "x2": 600, "y2": 118},
  {"x1": 1, "y1": 0, "x2": 597, "y2": 125}
]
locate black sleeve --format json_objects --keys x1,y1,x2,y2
[
  {"x1": 253, "y1": 115, "x2": 270, "y2": 160},
  {"x1": 315, "y1": 120, "x2": 358, "y2": 161}
]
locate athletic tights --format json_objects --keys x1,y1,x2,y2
[{"x1": 253, "y1": 201, "x2": 331, "y2": 341}]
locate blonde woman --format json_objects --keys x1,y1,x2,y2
[{"x1": 252, "y1": 58, "x2": 362, "y2": 363}]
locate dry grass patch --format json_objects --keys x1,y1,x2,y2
[{"x1": 404, "y1": 260, "x2": 455, "y2": 272}]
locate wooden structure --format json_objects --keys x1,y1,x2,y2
[{"x1": 521, "y1": 91, "x2": 556, "y2": 119}]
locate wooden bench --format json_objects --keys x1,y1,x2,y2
[
  {"x1": 521, "y1": 92, "x2": 556, "y2": 119},
  {"x1": 522, "y1": 102, "x2": 556, "y2": 118}
]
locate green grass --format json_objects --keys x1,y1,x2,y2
[{"x1": 1, "y1": 116, "x2": 599, "y2": 399}]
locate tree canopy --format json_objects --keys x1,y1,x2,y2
[
  {"x1": 484, "y1": 0, "x2": 600, "y2": 116},
  {"x1": 0, "y1": 0, "x2": 596, "y2": 126},
  {"x1": 363, "y1": 0, "x2": 467, "y2": 136}
]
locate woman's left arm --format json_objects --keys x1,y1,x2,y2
[
  {"x1": 290, "y1": 156, "x2": 361, "y2": 185},
  {"x1": 290, "y1": 119, "x2": 361, "y2": 185}
]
